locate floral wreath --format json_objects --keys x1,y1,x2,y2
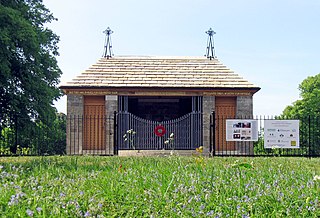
[{"x1": 154, "y1": 125, "x2": 166, "y2": 137}]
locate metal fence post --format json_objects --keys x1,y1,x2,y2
[
  {"x1": 14, "y1": 115, "x2": 18, "y2": 154},
  {"x1": 308, "y1": 115, "x2": 311, "y2": 158},
  {"x1": 113, "y1": 111, "x2": 118, "y2": 155},
  {"x1": 211, "y1": 111, "x2": 216, "y2": 156}
]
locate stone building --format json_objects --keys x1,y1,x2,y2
[{"x1": 60, "y1": 56, "x2": 260, "y2": 155}]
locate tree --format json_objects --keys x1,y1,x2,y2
[
  {"x1": 0, "y1": 0, "x2": 62, "y2": 123},
  {"x1": 282, "y1": 74, "x2": 320, "y2": 118},
  {"x1": 0, "y1": 0, "x2": 63, "y2": 154},
  {"x1": 282, "y1": 73, "x2": 320, "y2": 155}
]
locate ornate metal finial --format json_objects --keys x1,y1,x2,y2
[
  {"x1": 103, "y1": 27, "x2": 114, "y2": 59},
  {"x1": 205, "y1": 28, "x2": 216, "y2": 60}
]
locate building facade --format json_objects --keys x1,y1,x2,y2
[{"x1": 60, "y1": 56, "x2": 260, "y2": 155}]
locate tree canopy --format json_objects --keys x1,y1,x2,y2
[
  {"x1": 282, "y1": 73, "x2": 320, "y2": 118},
  {"x1": 0, "y1": 0, "x2": 62, "y2": 123}
]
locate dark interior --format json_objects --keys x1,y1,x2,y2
[{"x1": 128, "y1": 97, "x2": 192, "y2": 121}]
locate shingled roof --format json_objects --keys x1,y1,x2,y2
[{"x1": 61, "y1": 56, "x2": 259, "y2": 90}]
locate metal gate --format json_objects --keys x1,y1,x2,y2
[{"x1": 117, "y1": 111, "x2": 202, "y2": 150}]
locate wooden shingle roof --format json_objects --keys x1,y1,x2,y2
[{"x1": 61, "y1": 56, "x2": 259, "y2": 90}]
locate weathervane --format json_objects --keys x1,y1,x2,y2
[
  {"x1": 103, "y1": 27, "x2": 114, "y2": 59},
  {"x1": 205, "y1": 28, "x2": 216, "y2": 60}
]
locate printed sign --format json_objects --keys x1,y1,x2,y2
[
  {"x1": 264, "y1": 120, "x2": 299, "y2": 148},
  {"x1": 226, "y1": 120, "x2": 258, "y2": 141}
]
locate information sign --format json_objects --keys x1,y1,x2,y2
[
  {"x1": 226, "y1": 119, "x2": 258, "y2": 141},
  {"x1": 264, "y1": 120, "x2": 299, "y2": 148}
]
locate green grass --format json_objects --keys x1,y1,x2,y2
[{"x1": 0, "y1": 156, "x2": 319, "y2": 217}]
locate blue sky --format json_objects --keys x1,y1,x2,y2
[{"x1": 43, "y1": 0, "x2": 320, "y2": 115}]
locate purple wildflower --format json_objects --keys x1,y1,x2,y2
[
  {"x1": 206, "y1": 210, "x2": 214, "y2": 216},
  {"x1": 26, "y1": 209, "x2": 34, "y2": 217},
  {"x1": 60, "y1": 192, "x2": 66, "y2": 197},
  {"x1": 8, "y1": 195, "x2": 18, "y2": 206},
  {"x1": 84, "y1": 211, "x2": 91, "y2": 217}
]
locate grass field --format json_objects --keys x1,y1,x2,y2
[{"x1": 0, "y1": 155, "x2": 319, "y2": 217}]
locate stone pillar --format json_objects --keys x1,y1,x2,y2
[
  {"x1": 236, "y1": 96, "x2": 253, "y2": 118},
  {"x1": 202, "y1": 96, "x2": 215, "y2": 156},
  {"x1": 105, "y1": 95, "x2": 118, "y2": 155},
  {"x1": 66, "y1": 94, "x2": 83, "y2": 155},
  {"x1": 236, "y1": 96, "x2": 254, "y2": 154}
]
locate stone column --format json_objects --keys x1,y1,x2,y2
[
  {"x1": 66, "y1": 94, "x2": 83, "y2": 155},
  {"x1": 236, "y1": 96, "x2": 254, "y2": 154},
  {"x1": 236, "y1": 96, "x2": 253, "y2": 118},
  {"x1": 105, "y1": 95, "x2": 118, "y2": 155},
  {"x1": 202, "y1": 96, "x2": 215, "y2": 156}
]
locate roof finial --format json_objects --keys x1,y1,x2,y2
[
  {"x1": 103, "y1": 27, "x2": 114, "y2": 59},
  {"x1": 205, "y1": 28, "x2": 216, "y2": 60}
]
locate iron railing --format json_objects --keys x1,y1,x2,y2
[
  {"x1": 210, "y1": 113, "x2": 320, "y2": 157},
  {"x1": 1, "y1": 113, "x2": 319, "y2": 157},
  {"x1": 0, "y1": 115, "x2": 66, "y2": 156},
  {"x1": 66, "y1": 115, "x2": 115, "y2": 155},
  {"x1": 117, "y1": 111, "x2": 202, "y2": 150}
]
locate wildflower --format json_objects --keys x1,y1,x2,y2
[
  {"x1": 206, "y1": 210, "x2": 214, "y2": 216},
  {"x1": 313, "y1": 175, "x2": 320, "y2": 181},
  {"x1": 84, "y1": 211, "x2": 91, "y2": 217},
  {"x1": 196, "y1": 146, "x2": 203, "y2": 153},
  {"x1": 26, "y1": 209, "x2": 34, "y2": 217},
  {"x1": 8, "y1": 195, "x2": 18, "y2": 206},
  {"x1": 245, "y1": 183, "x2": 250, "y2": 189},
  {"x1": 59, "y1": 192, "x2": 66, "y2": 197},
  {"x1": 0, "y1": 165, "x2": 3, "y2": 170},
  {"x1": 36, "y1": 207, "x2": 42, "y2": 212},
  {"x1": 126, "y1": 129, "x2": 136, "y2": 134}
]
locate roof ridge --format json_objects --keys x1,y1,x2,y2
[{"x1": 99, "y1": 56, "x2": 218, "y2": 60}]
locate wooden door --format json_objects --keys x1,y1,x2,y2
[
  {"x1": 215, "y1": 97, "x2": 236, "y2": 151},
  {"x1": 83, "y1": 96, "x2": 106, "y2": 150}
]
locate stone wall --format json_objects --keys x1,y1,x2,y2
[
  {"x1": 66, "y1": 94, "x2": 83, "y2": 154},
  {"x1": 236, "y1": 96, "x2": 254, "y2": 154},
  {"x1": 202, "y1": 96, "x2": 215, "y2": 156},
  {"x1": 236, "y1": 96, "x2": 253, "y2": 118},
  {"x1": 105, "y1": 95, "x2": 118, "y2": 155}
]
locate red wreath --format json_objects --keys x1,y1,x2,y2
[{"x1": 154, "y1": 125, "x2": 166, "y2": 137}]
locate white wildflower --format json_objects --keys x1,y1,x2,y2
[{"x1": 313, "y1": 175, "x2": 320, "y2": 181}]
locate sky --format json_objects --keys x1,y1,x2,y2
[{"x1": 43, "y1": 0, "x2": 320, "y2": 116}]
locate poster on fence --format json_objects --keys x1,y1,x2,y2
[
  {"x1": 226, "y1": 119, "x2": 258, "y2": 141},
  {"x1": 264, "y1": 120, "x2": 300, "y2": 148}
]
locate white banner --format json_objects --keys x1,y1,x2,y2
[
  {"x1": 226, "y1": 119, "x2": 258, "y2": 141},
  {"x1": 264, "y1": 120, "x2": 300, "y2": 148}
]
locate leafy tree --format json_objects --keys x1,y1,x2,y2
[
  {"x1": 282, "y1": 74, "x2": 320, "y2": 118},
  {"x1": 0, "y1": 0, "x2": 62, "y2": 124},
  {"x1": 0, "y1": 0, "x2": 63, "y2": 154},
  {"x1": 282, "y1": 73, "x2": 320, "y2": 155}
]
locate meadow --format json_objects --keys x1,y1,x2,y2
[{"x1": 0, "y1": 155, "x2": 319, "y2": 217}]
